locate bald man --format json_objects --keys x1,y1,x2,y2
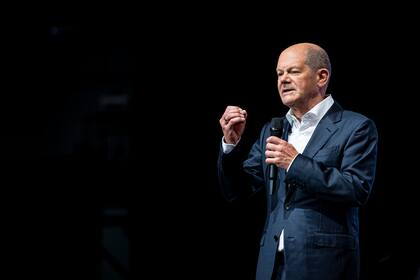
[{"x1": 218, "y1": 43, "x2": 378, "y2": 279}]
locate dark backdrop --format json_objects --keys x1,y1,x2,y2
[{"x1": 2, "y1": 5, "x2": 419, "y2": 280}]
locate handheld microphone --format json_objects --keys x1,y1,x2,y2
[{"x1": 268, "y1": 118, "x2": 283, "y2": 195}]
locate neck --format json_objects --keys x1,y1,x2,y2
[{"x1": 291, "y1": 94, "x2": 326, "y2": 121}]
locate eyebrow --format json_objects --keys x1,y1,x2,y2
[{"x1": 276, "y1": 66, "x2": 301, "y2": 73}]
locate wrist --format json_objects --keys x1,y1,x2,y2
[{"x1": 224, "y1": 136, "x2": 238, "y2": 145}]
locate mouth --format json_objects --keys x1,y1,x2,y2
[{"x1": 282, "y1": 88, "x2": 295, "y2": 95}]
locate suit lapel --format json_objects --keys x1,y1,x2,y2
[
  {"x1": 281, "y1": 103, "x2": 343, "y2": 208},
  {"x1": 273, "y1": 105, "x2": 342, "y2": 209},
  {"x1": 302, "y1": 103, "x2": 342, "y2": 158}
]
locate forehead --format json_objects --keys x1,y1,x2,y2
[{"x1": 277, "y1": 48, "x2": 307, "y2": 69}]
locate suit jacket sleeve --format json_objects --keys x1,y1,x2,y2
[
  {"x1": 286, "y1": 118, "x2": 378, "y2": 206},
  {"x1": 217, "y1": 124, "x2": 269, "y2": 202}
]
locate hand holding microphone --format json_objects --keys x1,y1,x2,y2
[{"x1": 265, "y1": 118, "x2": 298, "y2": 171}]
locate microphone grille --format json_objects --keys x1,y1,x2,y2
[{"x1": 271, "y1": 117, "x2": 283, "y2": 131}]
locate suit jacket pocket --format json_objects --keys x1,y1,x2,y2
[{"x1": 311, "y1": 232, "x2": 356, "y2": 250}]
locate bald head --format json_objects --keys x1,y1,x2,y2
[{"x1": 282, "y1": 43, "x2": 331, "y2": 76}]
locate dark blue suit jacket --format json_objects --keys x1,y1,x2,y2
[{"x1": 218, "y1": 103, "x2": 378, "y2": 280}]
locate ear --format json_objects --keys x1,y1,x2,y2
[{"x1": 317, "y1": 69, "x2": 329, "y2": 87}]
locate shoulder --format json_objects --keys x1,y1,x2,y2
[
  {"x1": 341, "y1": 110, "x2": 374, "y2": 124},
  {"x1": 340, "y1": 110, "x2": 378, "y2": 135},
  {"x1": 331, "y1": 102, "x2": 373, "y2": 124},
  {"x1": 328, "y1": 103, "x2": 375, "y2": 129},
  {"x1": 341, "y1": 110, "x2": 372, "y2": 122}
]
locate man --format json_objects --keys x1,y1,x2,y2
[{"x1": 217, "y1": 43, "x2": 378, "y2": 279}]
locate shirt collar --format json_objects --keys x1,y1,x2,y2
[{"x1": 286, "y1": 95, "x2": 334, "y2": 126}]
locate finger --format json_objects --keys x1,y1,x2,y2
[
  {"x1": 266, "y1": 143, "x2": 277, "y2": 151},
  {"x1": 226, "y1": 106, "x2": 243, "y2": 112},
  {"x1": 225, "y1": 112, "x2": 245, "y2": 122},
  {"x1": 226, "y1": 116, "x2": 246, "y2": 127},
  {"x1": 225, "y1": 107, "x2": 247, "y2": 117},
  {"x1": 265, "y1": 157, "x2": 279, "y2": 165},
  {"x1": 225, "y1": 106, "x2": 246, "y2": 117},
  {"x1": 266, "y1": 136, "x2": 286, "y2": 145},
  {"x1": 266, "y1": 142, "x2": 286, "y2": 152},
  {"x1": 265, "y1": 150, "x2": 280, "y2": 158}
]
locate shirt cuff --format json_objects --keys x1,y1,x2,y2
[{"x1": 221, "y1": 137, "x2": 238, "y2": 154}]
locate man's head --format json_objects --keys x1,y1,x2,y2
[{"x1": 276, "y1": 43, "x2": 331, "y2": 117}]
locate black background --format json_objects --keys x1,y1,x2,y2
[{"x1": 2, "y1": 5, "x2": 419, "y2": 279}]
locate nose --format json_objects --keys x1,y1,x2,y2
[{"x1": 278, "y1": 73, "x2": 289, "y2": 83}]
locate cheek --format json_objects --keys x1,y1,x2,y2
[{"x1": 297, "y1": 82, "x2": 311, "y2": 92}]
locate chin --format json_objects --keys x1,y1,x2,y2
[{"x1": 281, "y1": 97, "x2": 295, "y2": 107}]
